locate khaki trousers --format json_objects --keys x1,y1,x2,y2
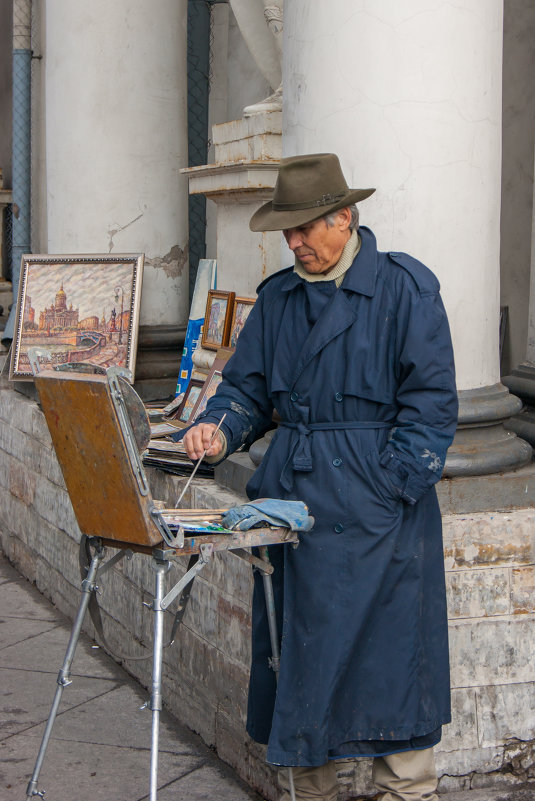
[{"x1": 278, "y1": 747, "x2": 438, "y2": 801}]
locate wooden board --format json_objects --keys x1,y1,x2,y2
[
  {"x1": 35, "y1": 370, "x2": 162, "y2": 546},
  {"x1": 98, "y1": 526, "x2": 298, "y2": 556}
]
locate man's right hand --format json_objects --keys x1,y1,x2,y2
[{"x1": 182, "y1": 423, "x2": 224, "y2": 462}]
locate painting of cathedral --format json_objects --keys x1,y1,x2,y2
[{"x1": 9, "y1": 254, "x2": 144, "y2": 380}]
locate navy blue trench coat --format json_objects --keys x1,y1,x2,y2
[{"x1": 194, "y1": 226, "x2": 458, "y2": 767}]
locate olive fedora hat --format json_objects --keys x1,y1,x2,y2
[{"x1": 249, "y1": 153, "x2": 375, "y2": 232}]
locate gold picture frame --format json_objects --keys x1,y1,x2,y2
[
  {"x1": 9, "y1": 253, "x2": 143, "y2": 381},
  {"x1": 170, "y1": 378, "x2": 205, "y2": 426},
  {"x1": 200, "y1": 289, "x2": 235, "y2": 351},
  {"x1": 188, "y1": 347, "x2": 234, "y2": 419},
  {"x1": 229, "y1": 296, "x2": 255, "y2": 348}
]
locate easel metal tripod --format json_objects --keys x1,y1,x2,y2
[{"x1": 25, "y1": 533, "x2": 294, "y2": 801}]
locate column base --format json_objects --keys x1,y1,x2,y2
[
  {"x1": 215, "y1": 451, "x2": 535, "y2": 514},
  {"x1": 217, "y1": 384, "x2": 533, "y2": 494},
  {"x1": 502, "y1": 364, "x2": 535, "y2": 447},
  {"x1": 444, "y1": 383, "x2": 532, "y2": 477},
  {"x1": 134, "y1": 324, "x2": 186, "y2": 402}
]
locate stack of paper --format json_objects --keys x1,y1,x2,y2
[{"x1": 142, "y1": 437, "x2": 214, "y2": 478}]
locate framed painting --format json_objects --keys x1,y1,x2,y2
[
  {"x1": 9, "y1": 253, "x2": 143, "y2": 381},
  {"x1": 229, "y1": 296, "x2": 255, "y2": 348},
  {"x1": 189, "y1": 347, "x2": 234, "y2": 419},
  {"x1": 191, "y1": 370, "x2": 223, "y2": 419},
  {"x1": 200, "y1": 289, "x2": 235, "y2": 351},
  {"x1": 172, "y1": 379, "x2": 204, "y2": 425}
]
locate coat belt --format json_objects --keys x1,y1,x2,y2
[{"x1": 278, "y1": 418, "x2": 393, "y2": 492}]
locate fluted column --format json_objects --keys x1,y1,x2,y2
[
  {"x1": 283, "y1": 0, "x2": 531, "y2": 475},
  {"x1": 44, "y1": 0, "x2": 189, "y2": 396}
]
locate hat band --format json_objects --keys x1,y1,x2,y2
[{"x1": 272, "y1": 191, "x2": 347, "y2": 212}]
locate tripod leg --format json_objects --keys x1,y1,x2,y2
[
  {"x1": 258, "y1": 547, "x2": 297, "y2": 801},
  {"x1": 26, "y1": 542, "x2": 105, "y2": 799},
  {"x1": 149, "y1": 556, "x2": 169, "y2": 801}
]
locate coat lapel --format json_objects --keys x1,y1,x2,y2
[
  {"x1": 291, "y1": 288, "x2": 358, "y2": 386},
  {"x1": 290, "y1": 228, "x2": 379, "y2": 387}
]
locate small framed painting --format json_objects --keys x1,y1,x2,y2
[
  {"x1": 189, "y1": 347, "x2": 234, "y2": 420},
  {"x1": 9, "y1": 253, "x2": 143, "y2": 381},
  {"x1": 174, "y1": 379, "x2": 205, "y2": 424},
  {"x1": 201, "y1": 289, "x2": 235, "y2": 351},
  {"x1": 191, "y1": 370, "x2": 223, "y2": 419},
  {"x1": 229, "y1": 296, "x2": 255, "y2": 348}
]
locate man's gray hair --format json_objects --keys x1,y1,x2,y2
[{"x1": 323, "y1": 204, "x2": 359, "y2": 232}]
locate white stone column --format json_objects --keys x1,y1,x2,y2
[
  {"x1": 44, "y1": 0, "x2": 189, "y2": 395},
  {"x1": 283, "y1": 0, "x2": 531, "y2": 473}
]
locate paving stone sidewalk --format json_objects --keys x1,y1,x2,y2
[
  {"x1": 1, "y1": 553, "x2": 534, "y2": 801},
  {"x1": 0, "y1": 553, "x2": 262, "y2": 801}
]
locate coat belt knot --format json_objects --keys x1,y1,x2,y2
[
  {"x1": 278, "y1": 405, "x2": 392, "y2": 492},
  {"x1": 280, "y1": 405, "x2": 314, "y2": 491}
]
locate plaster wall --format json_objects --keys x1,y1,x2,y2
[
  {"x1": 283, "y1": 0, "x2": 503, "y2": 392},
  {"x1": 43, "y1": 0, "x2": 189, "y2": 328},
  {"x1": 500, "y1": 0, "x2": 535, "y2": 374},
  {"x1": 216, "y1": 200, "x2": 282, "y2": 295},
  {"x1": 225, "y1": 8, "x2": 272, "y2": 130},
  {"x1": 0, "y1": 382, "x2": 533, "y2": 799},
  {"x1": 205, "y1": 4, "x2": 273, "y2": 268},
  {"x1": 205, "y1": 3, "x2": 230, "y2": 263}
]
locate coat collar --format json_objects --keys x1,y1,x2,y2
[
  {"x1": 277, "y1": 225, "x2": 378, "y2": 297},
  {"x1": 339, "y1": 226, "x2": 378, "y2": 296}
]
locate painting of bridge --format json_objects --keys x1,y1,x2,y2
[{"x1": 9, "y1": 254, "x2": 143, "y2": 380}]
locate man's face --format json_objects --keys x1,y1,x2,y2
[{"x1": 283, "y1": 210, "x2": 351, "y2": 275}]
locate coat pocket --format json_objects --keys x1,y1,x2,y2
[{"x1": 365, "y1": 448, "x2": 403, "y2": 505}]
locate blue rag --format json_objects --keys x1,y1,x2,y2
[{"x1": 221, "y1": 499, "x2": 314, "y2": 532}]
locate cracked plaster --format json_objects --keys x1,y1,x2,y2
[{"x1": 145, "y1": 244, "x2": 188, "y2": 280}]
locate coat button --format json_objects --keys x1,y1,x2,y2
[
  {"x1": 334, "y1": 392, "x2": 343, "y2": 402},
  {"x1": 290, "y1": 391, "x2": 299, "y2": 402},
  {"x1": 332, "y1": 457, "x2": 343, "y2": 467},
  {"x1": 334, "y1": 522, "x2": 344, "y2": 534}
]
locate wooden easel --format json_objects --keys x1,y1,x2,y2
[{"x1": 25, "y1": 363, "x2": 296, "y2": 801}]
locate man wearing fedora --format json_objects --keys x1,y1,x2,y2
[{"x1": 182, "y1": 153, "x2": 458, "y2": 801}]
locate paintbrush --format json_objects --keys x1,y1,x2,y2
[{"x1": 174, "y1": 414, "x2": 227, "y2": 508}]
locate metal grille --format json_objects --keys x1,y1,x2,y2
[
  {"x1": 12, "y1": 0, "x2": 31, "y2": 265},
  {"x1": 4, "y1": 0, "x2": 32, "y2": 340},
  {"x1": 4, "y1": 203, "x2": 12, "y2": 283},
  {"x1": 187, "y1": 0, "x2": 212, "y2": 302}
]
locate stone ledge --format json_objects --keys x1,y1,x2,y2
[
  {"x1": 183, "y1": 160, "x2": 280, "y2": 200},
  {"x1": 442, "y1": 508, "x2": 535, "y2": 570},
  {"x1": 212, "y1": 112, "x2": 282, "y2": 145}
]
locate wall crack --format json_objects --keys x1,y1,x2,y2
[{"x1": 107, "y1": 213, "x2": 144, "y2": 253}]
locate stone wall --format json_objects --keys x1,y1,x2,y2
[{"x1": 0, "y1": 378, "x2": 533, "y2": 799}]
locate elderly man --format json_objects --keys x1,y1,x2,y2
[{"x1": 182, "y1": 153, "x2": 458, "y2": 801}]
